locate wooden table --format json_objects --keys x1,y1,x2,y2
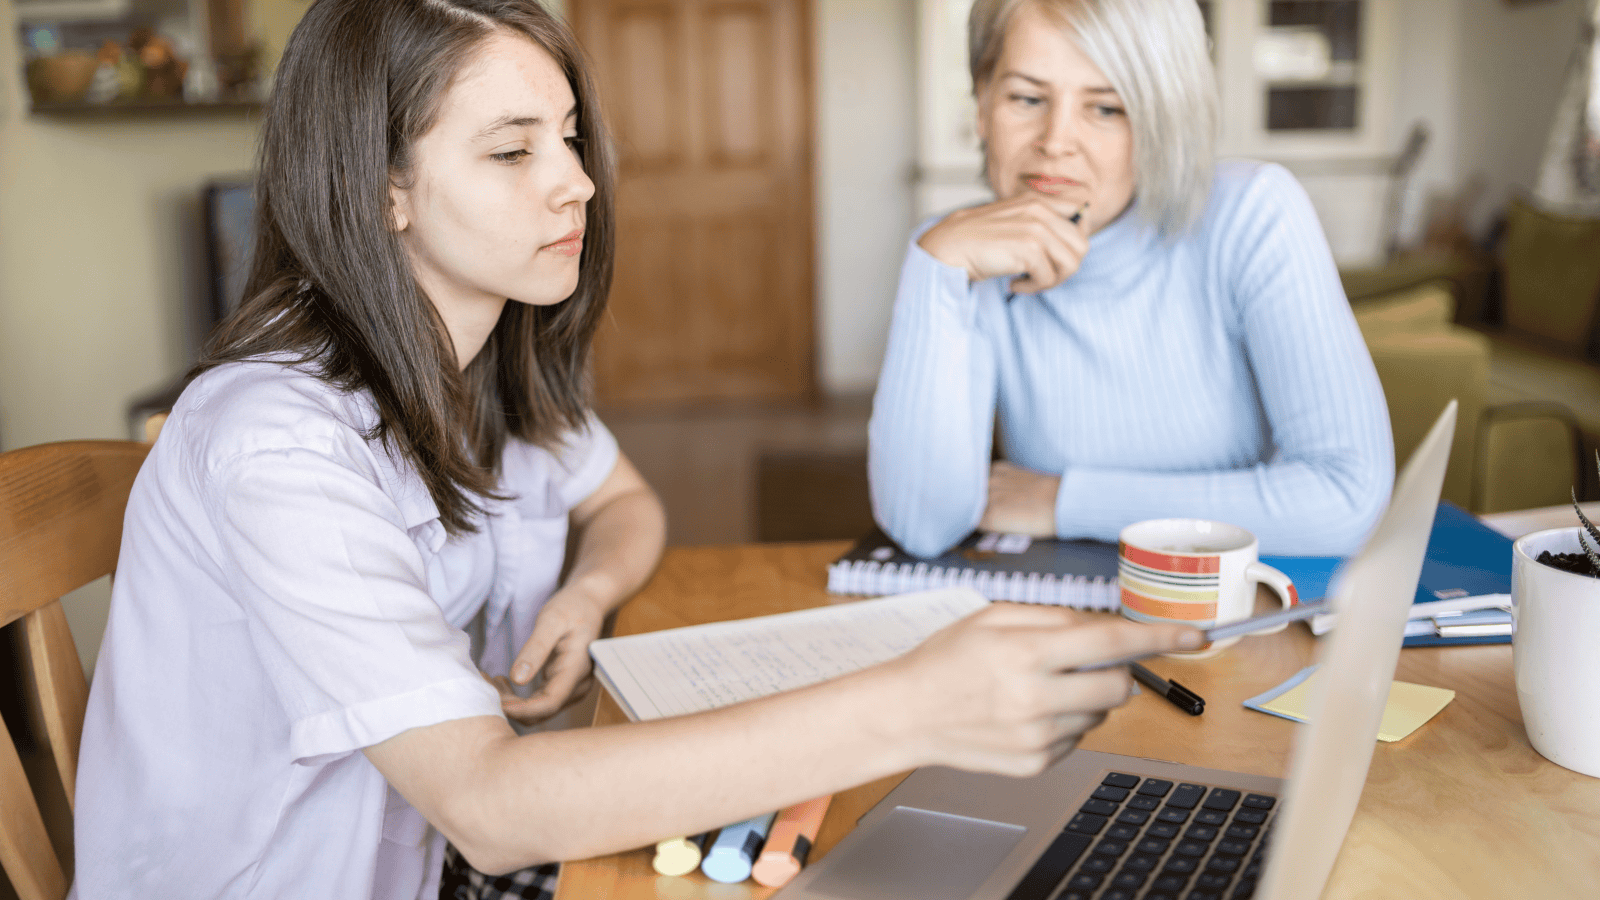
[{"x1": 556, "y1": 542, "x2": 1600, "y2": 899}]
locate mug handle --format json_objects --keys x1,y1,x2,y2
[{"x1": 1244, "y1": 561, "x2": 1299, "y2": 634}]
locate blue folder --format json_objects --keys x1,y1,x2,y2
[{"x1": 1263, "y1": 501, "x2": 1514, "y2": 647}]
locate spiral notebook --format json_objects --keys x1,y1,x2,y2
[{"x1": 826, "y1": 528, "x2": 1120, "y2": 610}]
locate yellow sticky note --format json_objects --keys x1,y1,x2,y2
[{"x1": 1258, "y1": 670, "x2": 1455, "y2": 742}]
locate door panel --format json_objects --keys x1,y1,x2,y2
[
  {"x1": 574, "y1": 0, "x2": 815, "y2": 406},
  {"x1": 703, "y1": 3, "x2": 769, "y2": 165}
]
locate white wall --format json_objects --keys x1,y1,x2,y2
[
  {"x1": 1454, "y1": 0, "x2": 1591, "y2": 235},
  {"x1": 1389, "y1": 0, "x2": 1462, "y2": 246},
  {"x1": 814, "y1": 0, "x2": 917, "y2": 395}
]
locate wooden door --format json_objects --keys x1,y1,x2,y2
[{"x1": 572, "y1": 0, "x2": 816, "y2": 406}]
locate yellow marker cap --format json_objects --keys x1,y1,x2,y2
[{"x1": 652, "y1": 835, "x2": 706, "y2": 877}]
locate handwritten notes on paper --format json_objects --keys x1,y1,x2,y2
[{"x1": 588, "y1": 588, "x2": 991, "y2": 721}]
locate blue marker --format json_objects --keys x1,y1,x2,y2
[{"x1": 700, "y1": 811, "x2": 777, "y2": 883}]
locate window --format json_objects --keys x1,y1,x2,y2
[
  {"x1": 1213, "y1": 0, "x2": 1394, "y2": 158},
  {"x1": 1261, "y1": 1, "x2": 1362, "y2": 132}
]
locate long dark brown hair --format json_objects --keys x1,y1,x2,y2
[{"x1": 196, "y1": 0, "x2": 616, "y2": 535}]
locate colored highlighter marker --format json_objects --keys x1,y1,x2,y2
[
  {"x1": 700, "y1": 812, "x2": 777, "y2": 883},
  {"x1": 652, "y1": 832, "x2": 711, "y2": 877},
  {"x1": 751, "y1": 795, "x2": 833, "y2": 888}
]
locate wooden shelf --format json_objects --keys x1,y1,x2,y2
[{"x1": 28, "y1": 98, "x2": 261, "y2": 118}]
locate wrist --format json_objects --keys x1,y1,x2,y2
[
  {"x1": 843, "y1": 658, "x2": 935, "y2": 774},
  {"x1": 553, "y1": 573, "x2": 622, "y2": 617},
  {"x1": 1046, "y1": 472, "x2": 1064, "y2": 537},
  {"x1": 916, "y1": 228, "x2": 973, "y2": 281}
]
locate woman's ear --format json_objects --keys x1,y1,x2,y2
[
  {"x1": 973, "y1": 79, "x2": 992, "y2": 146},
  {"x1": 388, "y1": 180, "x2": 411, "y2": 233}
]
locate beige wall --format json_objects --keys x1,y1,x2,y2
[
  {"x1": 815, "y1": 0, "x2": 916, "y2": 394},
  {"x1": 0, "y1": 4, "x2": 259, "y2": 451},
  {"x1": 1, "y1": 0, "x2": 263, "y2": 671}
]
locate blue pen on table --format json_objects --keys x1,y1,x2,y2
[
  {"x1": 1130, "y1": 661, "x2": 1205, "y2": 716},
  {"x1": 701, "y1": 811, "x2": 777, "y2": 883}
]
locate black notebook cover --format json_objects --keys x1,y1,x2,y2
[{"x1": 826, "y1": 528, "x2": 1120, "y2": 610}]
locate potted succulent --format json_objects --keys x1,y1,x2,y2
[
  {"x1": 1529, "y1": 492, "x2": 1600, "y2": 576},
  {"x1": 1509, "y1": 465, "x2": 1600, "y2": 777}
]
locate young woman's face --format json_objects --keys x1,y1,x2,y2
[
  {"x1": 391, "y1": 31, "x2": 594, "y2": 335},
  {"x1": 976, "y1": 2, "x2": 1135, "y2": 234}
]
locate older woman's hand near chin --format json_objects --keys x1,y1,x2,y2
[
  {"x1": 980, "y1": 460, "x2": 1061, "y2": 537},
  {"x1": 917, "y1": 195, "x2": 1091, "y2": 294}
]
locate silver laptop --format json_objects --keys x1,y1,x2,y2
[{"x1": 777, "y1": 402, "x2": 1457, "y2": 900}]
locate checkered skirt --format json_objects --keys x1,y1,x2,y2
[{"x1": 439, "y1": 844, "x2": 559, "y2": 900}]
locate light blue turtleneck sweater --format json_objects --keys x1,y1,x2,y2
[{"x1": 868, "y1": 160, "x2": 1394, "y2": 559}]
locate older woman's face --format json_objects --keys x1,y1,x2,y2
[{"x1": 976, "y1": 2, "x2": 1135, "y2": 234}]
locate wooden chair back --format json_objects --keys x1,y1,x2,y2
[{"x1": 0, "y1": 440, "x2": 149, "y2": 900}]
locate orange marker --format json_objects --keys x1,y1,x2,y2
[{"x1": 750, "y1": 795, "x2": 833, "y2": 888}]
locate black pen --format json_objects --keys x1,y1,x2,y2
[
  {"x1": 1130, "y1": 662, "x2": 1205, "y2": 716},
  {"x1": 1007, "y1": 202, "x2": 1087, "y2": 302}
]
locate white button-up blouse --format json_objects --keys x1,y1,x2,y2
[{"x1": 70, "y1": 360, "x2": 618, "y2": 899}]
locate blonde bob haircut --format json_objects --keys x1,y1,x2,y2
[{"x1": 969, "y1": 0, "x2": 1219, "y2": 236}]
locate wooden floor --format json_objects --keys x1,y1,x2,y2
[{"x1": 601, "y1": 395, "x2": 873, "y2": 546}]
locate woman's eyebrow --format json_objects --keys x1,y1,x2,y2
[
  {"x1": 474, "y1": 115, "x2": 543, "y2": 142},
  {"x1": 998, "y1": 71, "x2": 1119, "y2": 97},
  {"x1": 998, "y1": 70, "x2": 1048, "y2": 87},
  {"x1": 473, "y1": 104, "x2": 578, "y2": 141}
]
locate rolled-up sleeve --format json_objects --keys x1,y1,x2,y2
[{"x1": 554, "y1": 412, "x2": 621, "y2": 510}]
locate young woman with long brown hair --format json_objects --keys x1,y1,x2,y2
[{"x1": 69, "y1": 3, "x2": 1199, "y2": 898}]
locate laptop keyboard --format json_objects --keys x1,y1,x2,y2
[{"x1": 1004, "y1": 771, "x2": 1276, "y2": 900}]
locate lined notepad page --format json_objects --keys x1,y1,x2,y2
[{"x1": 589, "y1": 588, "x2": 990, "y2": 721}]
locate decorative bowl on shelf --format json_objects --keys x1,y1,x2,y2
[{"x1": 25, "y1": 51, "x2": 99, "y2": 104}]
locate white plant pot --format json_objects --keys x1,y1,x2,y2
[{"x1": 1511, "y1": 527, "x2": 1600, "y2": 778}]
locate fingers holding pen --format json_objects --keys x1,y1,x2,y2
[{"x1": 1008, "y1": 200, "x2": 1091, "y2": 294}]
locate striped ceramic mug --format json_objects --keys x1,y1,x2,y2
[{"x1": 1118, "y1": 518, "x2": 1298, "y2": 657}]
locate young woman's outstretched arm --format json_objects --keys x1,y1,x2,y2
[{"x1": 366, "y1": 603, "x2": 1197, "y2": 873}]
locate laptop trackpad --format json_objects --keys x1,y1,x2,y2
[{"x1": 807, "y1": 806, "x2": 1026, "y2": 900}]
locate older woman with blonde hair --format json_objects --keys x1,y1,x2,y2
[{"x1": 870, "y1": 0, "x2": 1393, "y2": 559}]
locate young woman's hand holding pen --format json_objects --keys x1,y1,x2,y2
[
  {"x1": 872, "y1": 603, "x2": 1202, "y2": 778},
  {"x1": 917, "y1": 195, "x2": 1091, "y2": 294}
]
